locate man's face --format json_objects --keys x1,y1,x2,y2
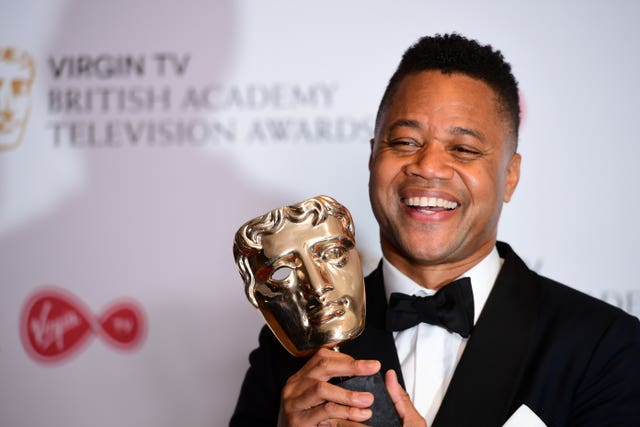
[
  {"x1": 0, "y1": 59, "x2": 33, "y2": 150},
  {"x1": 249, "y1": 215, "x2": 365, "y2": 357},
  {"x1": 369, "y1": 71, "x2": 520, "y2": 281}
]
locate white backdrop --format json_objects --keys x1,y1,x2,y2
[{"x1": 2, "y1": 1, "x2": 639, "y2": 426}]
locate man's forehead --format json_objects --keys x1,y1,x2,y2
[
  {"x1": 260, "y1": 216, "x2": 347, "y2": 259},
  {"x1": 379, "y1": 71, "x2": 516, "y2": 148}
]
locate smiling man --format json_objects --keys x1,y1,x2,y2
[
  {"x1": 369, "y1": 69, "x2": 520, "y2": 291},
  {"x1": 230, "y1": 34, "x2": 640, "y2": 427}
]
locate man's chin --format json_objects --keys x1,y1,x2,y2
[{"x1": 391, "y1": 234, "x2": 462, "y2": 263}]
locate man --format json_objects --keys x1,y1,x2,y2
[{"x1": 230, "y1": 34, "x2": 640, "y2": 426}]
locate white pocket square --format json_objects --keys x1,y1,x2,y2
[{"x1": 502, "y1": 404, "x2": 546, "y2": 427}]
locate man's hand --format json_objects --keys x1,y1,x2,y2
[
  {"x1": 277, "y1": 348, "x2": 380, "y2": 427},
  {"x1": 385, "y1": 370, "x2": 427, "y2": 427}
]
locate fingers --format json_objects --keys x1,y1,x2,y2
[
  {"x1": 385, "y1": 369, "x2": 427, "y2": 427},
  {"x1": 284, "y1": 377, "x2": 373, "y2": 414},
  {"x1": 317, "y1": 418, "x2": 370, "y2": 427},
  {"x1": 302, "y1": 348, "x2": 381, "y2": 382},
  {"x1": 306, "y1": 401, "x2": 372, "y2": 425},
  {"x1": 278, "y1": 348, "x2": 381, "y2": 427},
  {"x1": 280, "y1": 384, "x2": 372, "y2": 426},
  {"x1": 284, "y1": 349, "x2": 379, "y2": 410}
]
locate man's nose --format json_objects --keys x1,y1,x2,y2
[{"x1": 404, "y1": 142, "x2": 454, "y2": 180}]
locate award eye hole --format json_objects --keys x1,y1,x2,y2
[{"x1": 270, "y1": 266, "x2": 293, "y2": 281}]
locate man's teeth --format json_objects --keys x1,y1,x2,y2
[{"x1": 405, "y1": 197, "x2": 458, "y2": 209}]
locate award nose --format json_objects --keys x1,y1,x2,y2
[{"x1": 299, "y1": 260, "x2": 333, "y2": 297}]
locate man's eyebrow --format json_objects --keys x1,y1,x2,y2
[
  {"x1": 385, "y1": 120, "x2": 486, "y2": 142},
  {"x1": 450, "y1": 126, "x2": 486, "y2": 142},
  {"x1": 386, "y1": 119, "x2": 422, "y2": 135}
]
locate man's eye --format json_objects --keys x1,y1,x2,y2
[
  {"x1": 451, "y1": 146, "x2": 482, "y2": 159},
  {"x1": 386, "y1": 139, "x2": 421, "y2": 153}
]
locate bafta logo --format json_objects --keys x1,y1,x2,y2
[{"x1": 0, "y1": 47, "x2": 35, "y2": 152}]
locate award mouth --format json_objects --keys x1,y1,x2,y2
[{"x1": 308, "y1": 297, "x2": 350, "y2": 325}]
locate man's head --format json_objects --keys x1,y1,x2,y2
[
  {"x1": 0, "y1": 47, "x2": 35, "y2": 151},
  {"x1": 369, "y1": 34, "x2": 521, "y2": 287},
  {"x1": 234, "y1": 195, "x2": 365, "y2": 357},
  {"x1": 375, "y1": 33, "x2": 520, "y2": 149}
]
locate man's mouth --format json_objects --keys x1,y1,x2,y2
[{"x1": 403, "y1": 196, "x2": 459, "y2": 214}]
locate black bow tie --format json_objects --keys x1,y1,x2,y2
[{"x1": 386, "y1": 277, "x2": 475, "y2": 338}]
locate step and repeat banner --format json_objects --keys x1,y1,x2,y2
[{"x1": 2, "y1": 1, "x2": 639, "y2": 426}]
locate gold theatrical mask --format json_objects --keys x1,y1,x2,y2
[
  {"x1": 234, "y1": 195, "x2": 365, "y2": 357},
  {"x1": 0, "y1": 47, "x2": 35, "y2": 152}
]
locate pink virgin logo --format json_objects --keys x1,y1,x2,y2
[{"x1": 20, "y1": 286, "x2": 147, "y2": 364}]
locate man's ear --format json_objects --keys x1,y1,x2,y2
[{"x1": 503, "y1": 152, "x2": 521, "y2": 203}]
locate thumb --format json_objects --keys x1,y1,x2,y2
[{"x1": 385, "y1": 370, "x2": 426, "y2": 427}]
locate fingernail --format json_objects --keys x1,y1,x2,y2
[
  {"x1": 355, "y1": 392, "x2": 374, "y2": 405},
  {"x1": 359, "y1": 408, "x2": 372, "y2": 419},
  {"x1": 363, "y1": 360, "x2": 380, "y2": 370}
]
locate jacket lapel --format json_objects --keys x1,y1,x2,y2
[
  {"x1": 433, "y1": 242, "x2": 542, "y2": 426},
  {"x1": 342, "y1": 263, "x2": 405, "y2": 388}
]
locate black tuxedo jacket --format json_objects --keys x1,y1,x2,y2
[{"x1": 230, "y1": 242, "x2": 640, "y2": 426}]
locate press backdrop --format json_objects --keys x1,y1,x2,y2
[{"x1": 2, "y1": 1, "x2": 639, "y2": 426}]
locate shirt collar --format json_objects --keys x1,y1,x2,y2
[{"x1": 382, "y1": 247, "x2": 502, "y2": 324}]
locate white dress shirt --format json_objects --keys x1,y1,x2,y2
[{"x1": 383, "y1": 247, "x2": 502, "y2": 426}]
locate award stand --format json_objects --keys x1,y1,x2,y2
[
  {"x1": 234, "y1": 195, "x2": 402, "y2": 427},
  {"x1": 340, "y1": 373, "x2": 401, "y2": 427}
]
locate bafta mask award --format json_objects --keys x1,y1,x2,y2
[{"x1": 234, "y1": 195, "x2": 400, "y2": 426}]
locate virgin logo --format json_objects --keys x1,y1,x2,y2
[{"x1": 20, "y1": 286, "x2": 147, "y2": 364}]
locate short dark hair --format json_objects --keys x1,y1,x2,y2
[{"x1": 375, "y1": 33, "x2": 520, "y2": 147}]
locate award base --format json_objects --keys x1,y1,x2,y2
[{"x1": 339, "y1": 372, "x2": 401, "y2": 427}]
